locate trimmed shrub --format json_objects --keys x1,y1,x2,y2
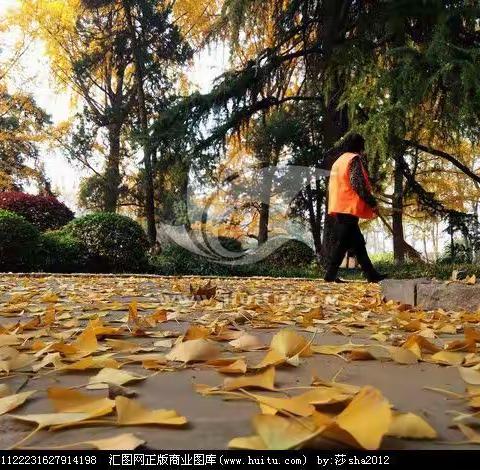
[
  {"x1": 218, "y1": 236, "x2": 244, "y2": 253},
  {"x1": 150, "y1": 239, "x2": 319, "y2": 278},
  {"x1": 0, "y1": 209, "x2": 40, "y2": 271},
  {"x1": 264, "y1": 239, "x2": 315, "y2": 267},
  {"x1": 152, "y1": 244, "x2": 231, "y2": 276},
  {"x1": 0, "y1": 191, "x2": 74, "y2": 231},
  {"x1": 63, "y1": 213, "x2": 149, "y2": 272},
  {"x1": 38, "y1": 231, "x2": 90, "y2": 273}
]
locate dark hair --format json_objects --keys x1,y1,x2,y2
[
  {"x1": 343, "y1": 133, "x2": 365, "y2": 153},
  {"x1": 319, "y1": 133, "x2": 365, "y2": 170}
]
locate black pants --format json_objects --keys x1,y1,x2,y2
[{"x1": 324, "y1": 214, "x2": 379, "y2": 281}]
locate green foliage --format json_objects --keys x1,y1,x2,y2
[
  {"x1": 338, "y1": 260, "x2": 480, "y2": 282},
  {"x1": 63, "y1": 213, "x2": 149, "y2": 272},
  {"x1": 370, "y1": 252, "x2": 395, "y2": 264},
  {"x1": 0, "y1": 209, "x2": 40, "y2": 271},
  {"x1": 38, "y1": 230, "x2": 90, "y2": 273},
  {"x1": 264, "y1": 239, "x2": 315, "y2": 267},
  {"x1": 78, "y1": 174, "x2": 120, "y2": 211},
  {"x1": 218, "y1": 236, "x2": 243, "y2": 253},
  {"x1": 152, "y1": 244, "x2": 232, "y2": 276},
  {"x1": 438, "y1": 240, "x2": 473, "y2": 264},
  {"x1": 151, "y1": 238, "x2": 316, "y2": 277},
  {"x1": 0, "y1": 88, "x2": 51, "y2": 191}
]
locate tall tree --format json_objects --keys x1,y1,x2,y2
[
  {"x1": 194, "y1": 0, "x2": 480, "y2": 263},
  {"x1": 81, "y1": 0, "x2": 192, "y2": 244},
  {"x1": 0, "y1": 83, "x2": 51, "y2": 191},
  {"x1": 15, "y1": 0, "x2": 139, "y2": 211}
]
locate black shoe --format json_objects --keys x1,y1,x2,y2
[
  {"x1": 367, "y1": 273, "x2": 388, "y2": 283},
  {"x1": 324, "y1": 277, "x2": 347, "y2": 284}
]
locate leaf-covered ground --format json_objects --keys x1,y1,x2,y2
[{"x1": 0, "y1": 274, "x2": 479, "y2": 450}]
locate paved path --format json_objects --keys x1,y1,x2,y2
[{"x1": 0, "y1": 275, "x2": 476, "y2": 449}]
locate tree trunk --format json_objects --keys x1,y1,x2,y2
[
  {"x1": 305, "y1": 182, "x2": 323, "y2": 258},
  {"x1": 123, "y1": 1, "x2": 156, "y2": 245},
  {"x1": 257, "y1": 202, "x2": 270, "y2": 245},
  {"x1": 431, "y1": 223, "x2": 438, "y2": 261},
  {"x1": 392, "y1": 150, "x2": 406, "y2": 264},
  {"x1": 103, "y1": 123, "x2": 122, "y2": 212},
  {"x1": 423, "y1": 233, "x2": 429, "y2": 263},
  {"x1": 320, "y1": 97, "x2": 348, "y2": 265},
  {"x1": 257, "y1": 167, "x2": 273, "y2": 245}
]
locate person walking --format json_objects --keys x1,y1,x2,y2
[{"x1": 324, "y1": 134, "x2": 386, "y2": 283}]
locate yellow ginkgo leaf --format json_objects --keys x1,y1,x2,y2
[
  {"x1": 228, "y1": 435, "x2": 267, "y2": 450},
  {"x1": 32, "y1": 353, "x2": 61, "y2": 372},
  {"x1": 312, "y1": 344, "x2": 363, "y2": 356},
  {"x1": 87, "y1": 367, "x2": 147, "y2": 389},
  {"x1": 48, "y1": 387, "x2": 115, "y2": 416},
  {"x1": 467, "y1": 275, "x2": 477, "y2": 285},
  {"x1": 184, "y1": 325, "x2": 211, "y2": 341},
  {"x1": 165, "y1": 339, "x2": 220, "y2": 363},
  {"x1": 0, "y1": 391, "x2": 36, "y2": 415},
  {"x1": 10, "y1": 412, "x2": 92, "y2": 448},
  {"x1": 252, "y1": 350, "x2": 286, "y2": 369},
  {"x1": 311, "y1": 376, "x2": 361, "y2": 395},
  {"x1": 217, "y1": 359, "x2": 247, "y2": 375},
  {"x1": 252, "y1": 413, "x2": 324, "y2": 450},
  {"x1": 402, "y1": 335, "x2": 440, "y2": 357},
  {"x1": 348, "y1": 349, "x2": 374, "y2": 361},
  {"x1": 81, "y1": 433, "x2": 145, "y2": 450},
  {"x1": 370, "y1": 333, "x2": 387, "y2": 343},
  {"x1": 302, "y1": 306, "x2": 324, "y2": 326},
  {"x1": 115, "y1": 396, "x2": 187, "y2": 426},
  {"x1": 223, "y1": 367, "x2": 276, "y2": 391},
  {"x1": 436, "y1": 324, "x2": 457, "y2": 335},
  {"x1": 40, "y1": 292, "x2": 59, "y2": 303},
  {"x1": 0, "y1": 352, "x2": 34, "y2": 373},
  {"x1": 429, "y1": 351, "x2": 465, "y2": 366},
  {"x1": 269, "y1": 329, "x2": 312, "y2": 358},
  {"x1": 246, "y1": 392, "x2": 315, "y2": 417},
  {"x1": 331, "y1": 325, "x2": 352, "y2": 336},
  {"x1": 121, "y1": 353, "x2": 166, "y2": 364},
  {"x1": 56, "y1": 355, "x2": 119, "y2": 371},
  {"x1": 460, "y1": 366, "x2": 480, "y2": 385},
  {"x1": 70, "y1": 327, "x2": 99, "y2": 358},
  {"x1": 206, "y1": 357, "x2": 241, "y2": 367},
  {"x1": 42, "y1": 306, "x2": 56, "y2": 326},
  {"x1": 295, "y1": 387, "x2": 352, "y2": 405},
  {"x1": 385, "y1": 346, "x2": 418, "y2": 365},
  {"x1": 229, "y1": 334, "x2": 265, "y2": 351},
  {"x1": 105, "y1": 339, "x2": 141, "y2": 352},
  {"x1": 335, "y1": 386, "x2": 392, "y2": 450},
  {"x1": 387, "y1": 412, "x2": 437, "y2": 439},
  {"x1": 35, "y1": 433, "x2": 146, "y2": 451}
]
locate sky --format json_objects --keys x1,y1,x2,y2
[{"x1": 0, "y1": 0, "x2": 226, "y2": 211}]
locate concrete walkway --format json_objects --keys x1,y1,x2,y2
[{"x1": 0, "y1": 275, "x2": 476, "y2": 449}]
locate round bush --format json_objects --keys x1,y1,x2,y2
[
  {"x1": 0, "y1": 191, "x2": 74, "y2": 231},
  {"x1": 0, "y1": 209, "x2": 40, "y2": 271},
  {"x1": 264, "y1": 239, "x2": 315, "y2": 267},
  {"x1": 63, "y1": 213, "x2": 149, "y2": 272},
  {"x1": 38, "y1": 231, "x2": 90, "y2": 273},
  {"x1": 218, "y1": 236, "x2": 244, "y2": 253},
  {"x1": 152, "y1": 244, "x2": 231, "y2": 276}
]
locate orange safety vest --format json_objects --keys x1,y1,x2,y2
[{"x1": 328, "y1": 152, "x2": 376, "y2": 220}]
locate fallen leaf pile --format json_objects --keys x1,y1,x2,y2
[{"x1": 0, "y1": 274, "x2": 479, "y2": 449}]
